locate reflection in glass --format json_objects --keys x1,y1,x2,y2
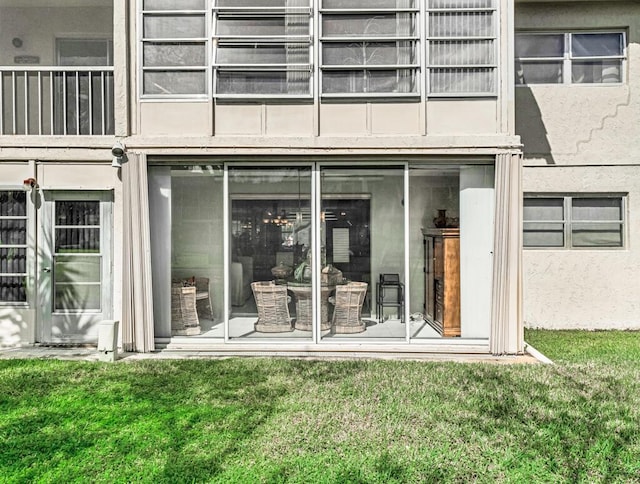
[
  {"x1": 320, "y1": 166, "x2": 404, "y2": 340},
  {"x1": 53, "y1": 201, "x2": 102, "y2": 312},
  {"x1": 0, "y1": 190, "x2": 27, "y2": 302},
  {"x1": 229, "y1": 167, "x2": 313, "y2": 340}
]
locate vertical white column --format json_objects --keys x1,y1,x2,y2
[
  {"x1": 148, "y1": 166, "x2": 172, "y2": 338},
  {"x1": 113, "y1": 0, "x2": 130, "y2": 136},
  {"x1": 459, "y1": 164, "x2": 495, "y2": 339}
]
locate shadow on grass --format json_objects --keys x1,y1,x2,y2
[
  {"x1": 450, "y1": 364, "x2": 639, "y2": 481},
  {"x1": 0, "y1": 359, "x2": 297, "y2": 482},
  {"x1": 1, "y1": 356, "x2": 639, "y2": 482}
]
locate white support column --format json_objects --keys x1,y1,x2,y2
[
  {"x1": 490, "y1": 151, "x2": 523, "y2": 355},
  {"x1": 113, "y1": 0, "x2": 130, "y2": 136},
  {"x1": 148, "y1": 166, "x2": 172, "y2": 339}
]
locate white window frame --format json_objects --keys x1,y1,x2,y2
[
  {"x1": 426, "y1": 0, "x2": 498, "y2": 97},
  {"x1": 319, "y1": 2, "x2": 421, "y2": 98},
  {"x1": 515, "y1": 31, "x2": 627, "y2": 86},
  {"x1": 136, "y1": 1, "x2": 505, "y2": 100},
  {"x1": 523, "y1": 194, "x2": 627, "y2": 250},
  {"x1": 212, "y1": 2, "x2": 313, "y2": 99},
  {"x1": 139, "y1": 0, "x2": 210, "y2": 99},
  {"x1": 0, "y1": 189, "x2": 29, "y2": 306}
]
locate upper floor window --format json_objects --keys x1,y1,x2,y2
[
  {"x1": 0, "y1": 191, "x2": 27, "y2": 303},
  {"x1": 141, "y1": 0, "x2": 208, "y2": 96},
  {"x1": 139, "y1": 0, "x2": 500, "y2": 99},
  {"x1": 515, "y1": 32, "x2": 626, "y2": 85},
  {"x1": 213, "y1": 0, "x2": 313, "y2": 98},
  {"x1": 427, "y1": 0, "x2": 497, "y2": 96},
  {"x1": 524, "y1": 195, "x2": 625, "y2": 249},
  {"x1": 320, "y1": 0, "x2": 419, "y2": 97}
]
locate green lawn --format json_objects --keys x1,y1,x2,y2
[{"x1": 1, "y1": 331, "x2": 639, "y2": 483}]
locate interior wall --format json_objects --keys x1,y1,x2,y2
[
  {"x1": 459, "y1": 165, "x2": 495, "y2": 339},
  {"x1": 0, "y1": 7, "x2": 113, "y2": 65},
  {"x1": 171, "y1": 174, "x2": 224, "y2": 331},
  {"x1": 320, "y1": 169, "x2": 405, "y2": 310},
  {"x1": 408, "y1": 173, "x2": 460, "y2": 316}
]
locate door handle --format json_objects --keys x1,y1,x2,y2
[{"x1": 43, "y1": 267, "x2": 51, "y2": 273}]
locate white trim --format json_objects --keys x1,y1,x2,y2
[{"x1": 524, "y1": 343, "x2": 554, "y2": 364}]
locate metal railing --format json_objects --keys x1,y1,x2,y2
[{"x1": 0, "y1": 67, "x2": 114, "y2": 136}]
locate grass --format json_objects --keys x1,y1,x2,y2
[{"x1": 0, "y1": 331, "x2": 638, "y2": 483}]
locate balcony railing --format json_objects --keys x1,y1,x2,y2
[{"x1": 0, "y1": 67, "x2": 114, "y2": 136}]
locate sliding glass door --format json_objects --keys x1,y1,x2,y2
[
  {"x1": 228, "y1": 166, "x2": 313, "y2": 341},
  {"x1": 148, "y1": 159, "x2": 496, "y2": 346},
  {"x1": 320, "y1": 165, "x2": 406, "y2": 341}
]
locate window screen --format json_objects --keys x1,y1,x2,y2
[
  {"x1": 141, "y1": 0, "x2": 208, "y2": 96},
  {"x1": 516, "y1": 32, "x2": 625, "y2": 85},
  {"x1": 427, "y1": 0, "x2": 497, "y2": 95},
  {"x1": 0, "y1": 191, "x2": 27, "y2": 303},
  {"x1": 213, "y1": 0, "x2": 312, "y2": 97},
  {"x1": 320, "y1": 0, "x2": 419, "y2": 96},
  {"x1": 524, "y1": 195, "x2": 625, "y2": 249}
]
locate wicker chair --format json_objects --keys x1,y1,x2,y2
[
  {"x1": 171, "y1": 283, "x2": 201, "y2": 336},
  {"x1": 331, "y1": 281, "x2": 368, "y2": 334},
  {"x1": 251, "y1": 281, "x2": 293, "y2": 333},
  {"x1": 192, "y1": 277, "x2": 214, "y2": 320}
]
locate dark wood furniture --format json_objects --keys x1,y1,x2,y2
[{"x1": 422, "y1": 228, "x2": 460, "y2": 337}]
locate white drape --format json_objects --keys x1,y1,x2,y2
[
  {"x1": 285, "y1": 0, "x2": 309, "y2": 94},
  {"x1": 122, "y1": 153, "x2": 155, "y2": 352},
  {"x1": 490, "y1": 152, "x2": 523, "y2": 355}
]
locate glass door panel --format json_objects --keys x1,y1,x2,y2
[
  {"x1": 228, "y1": 166, "x2": 313, "y2": 341},
  {"x1": 408, "y1": 163, "x2": 494, "y2": 340},
  {"x1": 53, "y1": 201, "x2": 101, "y2": 312},
  {"x1": 40, "y1": 192, "x2": 112, "y2": 344},
  {"x1": 171, "y1": 164, "x2": 224, "y2": 336},
  {"x1": 320, "y1": 166, "x2": 405, "y2": 341}
]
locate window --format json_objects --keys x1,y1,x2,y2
[
  {"x1": 139, "y1": 1, "x2": 503, "y2": 99},
  {"x1": 141, "y1": 0, "x2": 208, "y2": 96},
  {"x1": 0, "y1": 191, "x2": 27, "y2": 303},
  {"x1": 427, "y1": 0, "x2": 497, "y2": 95},
  {"x1": 516, "y1": 32, "x2": 625, "y2": 85},
  {"x1": 213, "y1": 0, "x2": 313, "y2": 97},
  {"x1": 320, "y1": 0, "x2": 419, "y2": 96},
  {"x1": 524, "y1": 195, "x2": 625, "y2": 249}
]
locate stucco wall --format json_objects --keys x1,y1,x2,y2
[
  {"x1": 0, "y1": 161, "x2": 122, "y2": 347},
  {"x1": 516, "y1": 1, "x2": 640, "y2": 329},
  {"x1": 516, "y1": 1, "x2": 640, "y2": 166},
  {"x1": 522, "y1": 166, "x2": 640, "y2": 330}
]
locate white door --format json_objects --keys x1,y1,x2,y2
[{"x1": 39, "y1": 191, "x2": 112, "y2": 344}]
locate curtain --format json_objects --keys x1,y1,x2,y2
[
  {"x1": 122, "y1": 152, "x2": 155, "y2": 352},
  {"x1": 285, "y1": 0, "x2": 310, "y2": 94},
  {"x1": 490, "y1": 152, "x2": 523, "y2": 355},
  {"x1": 396, "y1": 0, "x2": 413, "y2": 93}
]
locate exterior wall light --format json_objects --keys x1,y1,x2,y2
[
  {"x1": 22, "y1": 177, "x2": 38, "y2": 191},
  {"x1": 111, "y1": 141, "x2": 126, "y2": 168}
]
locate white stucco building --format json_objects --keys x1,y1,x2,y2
[
  {"x1": 0, "y1": 0, "x2": 633, "y2": 355},
  {"x1": 516, "y1": 0, "x2": 640, "y2": 330}
]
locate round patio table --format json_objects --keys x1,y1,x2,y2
[{"x1": 286, "y1": 282, "x2": 335, "y2": 331}]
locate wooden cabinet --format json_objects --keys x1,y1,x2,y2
[{"x1": 422, "y1": 228, "x2": 460, "y2": 337}]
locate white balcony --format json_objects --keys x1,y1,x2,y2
[
  {"x1": 0, "y1": 0, "x2": 114, "y2": 136},
  {"x1": 1, "y1": 67, "x2": 114, "y2": 135}
]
